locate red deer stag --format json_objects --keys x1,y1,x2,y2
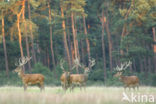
[
  {"x1": 60, "y1": 59, "x2": 77, "y2": 91},
  {"x1": 114, "y1": 61, "x2": 139, "y2": 90},
  {"x1": 13, "y1": 57, "x2": 44, "y2": 91},
  {"x1": 69, "y1": 58, "x2": 95, "y2": 91},
  {"x1": 60, "y1": 59, "x2": 71, "y2": 91}
]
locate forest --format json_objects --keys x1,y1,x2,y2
[{"x1": 0, "y1": 0, "x2": 156, "y2": 86}]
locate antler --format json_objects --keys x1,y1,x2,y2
[
  {"x1": 72, "y1": 57, "x2": 85, "y2": 70},
  {"x1": 15, "y1": 56, "x2": 32, "y2": 66},
  {"x1": 114, "y1": 61, "x2": 132, "y2": 71},
  {"x1": 89, "y1": 58, "x2": 95, "y2": 68},
  {"x1": 60, "y1": 59, "x2": 65, "y2": 72}
]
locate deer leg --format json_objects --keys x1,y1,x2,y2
[
  {"x1": 124, "y1": 85, "x2": 127, "y2": 91},
  {"x1": 61, "y1": 82, "x2": 66, "y2": 91},
  {"x1": 79, "y1": 83, "x2": 82, "y2": 91},
  {"x1": 62, "y1": 84, "x2": 66, "y2": 91},
  {"x1": 70, "y1": 84, "x2": 75, "y2": 92},
  {"x1": 70, "y1": 84, "x2": 73, "y2": 92},
  {"x1": 82, "y1": 83, "x2": 86, "y2": 91},
  {"x1": 24, "y1": 84, "x2": 27, "y2": 91},
  {"x1": 133, "y1": 86, "x2": 135, "y2": 91},
  {"x1": 40, "y1": 82, "x2": 44, "y2": 92},
  {"x1": 128, "y1": 86, "x2": 131, "y2": 91}
]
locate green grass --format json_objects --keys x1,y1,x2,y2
[{"x1": 0, "y1": 86, "x2": 156, "y2": 104}]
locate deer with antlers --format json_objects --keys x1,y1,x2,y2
[
  {"x1": 114, "y1": 61, "x2": 139, "y2": 90},
  {"x1": 69, "y1": 58, "x2": 95, "y2": 91},
  {"x1": 13, "y1": 56, "x2": 44, "y2": 91},
  {"x1": 60, "y1": 59, "x2": 71, "y2": 91}
]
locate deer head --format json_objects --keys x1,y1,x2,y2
[
  {"x1": 114, "y1": 61, "x2": 132, "y2": 77},
  {"x1": 60, "y1": 59, "x2": 70, "y2": 79},
  {"x1": 73, "y1": 57, "x2": 95, "y2": 73},
  {"x1": 14, "y1": 56, "x2": 32, "y2": 73}
]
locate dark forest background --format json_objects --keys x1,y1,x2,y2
[{"x1": 0, "y1": 0, "x2": 156, "y2": 86}]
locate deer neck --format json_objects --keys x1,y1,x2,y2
[
  {"x1": 18, "y1": 70, "x2": 25, "y2": 78},
  {"x1": 119, "y1": 75, "x2": 125, "y2": 82},
  {"x1": 84, "y1": 71, "x2": 89, "y2": 79}
]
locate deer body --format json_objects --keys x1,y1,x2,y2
[
  {"x1": 14, "y1": 57, "x2": 44, "y2": 91},
  {"x1": 60, "y1": 57, "x2": 95, "y2": 91},
  {"x1": 69, "y1": 68, "x2": 90, "y2": 91},
  {"x1": 114, "y1": 61, "x2": 139, "y2": 90},
  {"x1": 60, "y1": 71, "x2": 70, "y2": 91},
  {"x1": 70, "y1": 74, "x2": 88, "y2": 84},
  {"x1": 119, "y1": 75, "x2": 139, "y2": 90}
]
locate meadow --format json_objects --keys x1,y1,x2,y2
[{"x1": 0, "y1": 86, "x2": 156, "y2": 104}]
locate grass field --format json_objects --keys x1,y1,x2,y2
[{"x1": 0, "y1": 86, "x2": 156, "y2": 104}]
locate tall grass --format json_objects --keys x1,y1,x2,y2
[{"x1": 0, "y1": 86, "x2": 155, "y2": 104}]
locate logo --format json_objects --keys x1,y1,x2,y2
[{"x1": 122, "y1": 92, "x2": 155, "y2": 103}]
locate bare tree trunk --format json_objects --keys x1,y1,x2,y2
[
  {"x1": 61, "y1": 7, "x2": 72, "y2": 70},
  {"x1": 28, "y1": 0, "x2": 37, "y2": 64},
  {"x1": 79, "y1": 18, "x2": 85, "y2": 64},
  {"x1": 83, "y1": 15, "x2": 91, "y2": 63},
  {"x1": 101, "y1": 10, "x2": 107, "y2": 81},
  {"x1": 17, "y1": 14, "x2": 24, "y2": 58},
  {"x1": 104, "y1": 13, "x2": 113, "y2": 72},
  {"x1": 74, "y1": 18, "x2": 80, "y2": 61},
  {"x1": 152, "y1": 27, "x2": 156, "y2": 73},
  {"x1": 22, "y1": 3, "x2": 31, "y2": 71},
  {"x1": 71, "y1": 12, "x2": 78, "y2": 59},
  {"x1": 66, "y1": 18, "x2": 73, "y2": 64},
  {"x1": 80, "y1": 39, "x2": 85, "y2": 64},
  {"x1": 2, "y1": 17, "x2": 9, "y2": 77},
  {"x1": 47, "y1": 48, "x2": 50, "y2": 69},
  {"x1": 71, "y1": 12, "x2": 79, "y2": 73},
  {"x1": 71, "y1": 43, "x2": 75, "y2": 63},
  {"x1": 48, "y1": 0, "x2": 56, "y2": 73}
]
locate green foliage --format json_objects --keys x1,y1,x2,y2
[
  {"x1": 31, "y1": 63, "x2": 59, "y2": 85},
  {"x1": 31, "y1": 63, "x2": 51, "y2": 76}
]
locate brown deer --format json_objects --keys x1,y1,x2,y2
[
  {"x1": 13, "y1": 57, "x2": 44, "y2": 91},
  {"x1": 114, "y1": 61, "x2": 139, "y2": 90},
  {"x1": 69, "y1": 58, "x2": 95, "y2": 91},
  {"x1": 60, "y1": 59, "x2": 71, "y2": 91}
]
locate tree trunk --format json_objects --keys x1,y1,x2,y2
[
  {"x1": 48, "y1": 1, "x2": 56, "y2": 73},
  {"x1": 66, "y1": 18, "x2": 73, "y2": 64},
  {"x1": 22, "y1": 3, "x2": 31, "y2": 71},
  {"x1": 78, "y1": 18, "x2": 85, "y2": 64},
  {"x1": 152, "y1": 27, "x2": 156, "y2": 73},
  {"x1": 83, "y1": 15, "x2": 91, "y2": 63},
  {"x1": 101, "y1": 10, "x2": 107, "y2": 81},
  {"x1": 61, "y1": 7, "x2": 72, "y2": 70},
  {"x1": 28, "y1": 0, "x2": 37, "y2": 64},
  {"x1": 74, "y1": 18, "x2": 80, "y2": 61},
  {"x1": 80, "y1": 39, "x2": 85, "y2": 64},
  {"x1": 2, "y1": 17, "x2": 9, "y2": 77},
  {"x1": 104, "y1": 13, "x2": 113, "y2": 72},
  {"x1": 71, "y1": 12, "x2": 79, "y2": 73},
  {"x1": 47, "y1": 48, "x2": 50, "y2": 69},
  {"x1": 17, "y1": 14, "x2": 24, "y2": 58}
]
